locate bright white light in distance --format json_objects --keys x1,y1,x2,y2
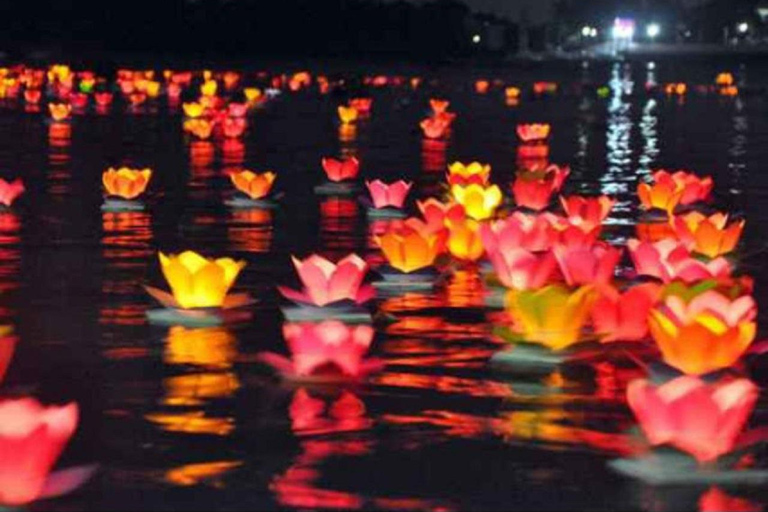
[
  {"x1": 582, "y1": 26, "x2": 591, "y2": 37},
  {"x1": 472, "y1": 34, "x2": 481, "y2": 44},
  {"x1": 738, "y1": 22, "x2": 749, "y2": 34},
  {"x1": 612, "y1": 19, "x2": 635, "y2": 39},
  {"x1": 646, "y1": 23, "x2": 660, "y2": 38},
  {"x1": 590, "y1": 28, "x2": 598, "y2": 37}
]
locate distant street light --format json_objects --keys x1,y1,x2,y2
[
  {"x1": 472, "y1": 34, "x2": 481, "y2": 44},
  {"x1": 581, "y1": 26, "x2": 598, "y2": 38},
  {"x1": 646, "y1": 23, "x2": 660, "y2": 39},
  {"x1": 738, "y1": 22, "x2": 749, "y2": 34}
]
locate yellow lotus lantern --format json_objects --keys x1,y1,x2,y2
[
  {"x1": 229, "y1": 170, "x2": 276, "y2": 200},
  {"x1": 672, "y1": 211, "x2": 744, "y2": 258},
  {"x1": 102, "y1": 167, "x2": 152, "y2": 200},
  {"x1": 147, "y1": 251, "x2": 247, "y2": 310},
  {"x1": 447, "y1": 220, "x2": 484, "y2": 262},
  {"x1": 375, "y1": 220, "x2": 447, "y2": 273},
  {"x1": 505, "y1": 285, "x2": 595, "y2": 351},
  {"x1": 244, "y1": 87, "x2": 262, "y2": 103},
  {"x1": 183, "y1": 102, "x2": 204, "y2": 119},
  {"x1": 200, "y1": 79, "x2": 218, "y2": 97},
  {"x1": 337, "y1": 105, "x2": 359, "y2": 124},
  {"x1": 450, "y1": 184, "x2": 503, "y2": 221}
]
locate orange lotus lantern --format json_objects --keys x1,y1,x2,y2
[
  {"x1": 183, "y1": 119, "x2": 214, "y2": 139},
  {"x1": 420, "y1": 116, "x2": 450, "y2": 140},
  {"x1": 450, "y1": 183, "x2": 503, "y2": 221},
  {"x1": 278, "y1": 253, "x2": 374, "y2": 307},
  {"x1": 475, "y1": 80, "x2": 490, "y2": 94},
  {"x1": 553, "y1": 242, "x2": 622, "y2": 287},
  {"x1": 149, "y1": 251, "x2": 246, "y2": 310},
  {"x1": 512, "y1": 165, "x2": 570, "y2": 211},
  {"x1": 516, "y1": 123, "x2": 551, "y2": 143},
  {"x1": 627, "y1": 376, "x2": 757, "y2": 463},
  {"x1": 447, "y1": 219, "x2": 484, "y2": 262},
  {"x1": 505, "y1": 86, "x2": 521, "y2": 99},
  {"x1": 637, "y1": 174, "x2": 684, "y2": 214},
  {"x1": 0, "y1": 179, "x2": 25, "y2": 207},
  {"x1": 672, "y1": 211, "x2": 744, "y2": 258},
  {"x1": 375, "y1": 219, "x2": 447, "y2": 273},
  {"x1": 244, "y1": 87, "x2": 263, "y2": 103},
  {"x1": 505, "y1": 284, "x2": 595, "y2": 350},
  {"x1": 591, "y1": 283, "x2": 661, "y2": 342},
  {"x1": 648, "y1": 283, "x2": 756, "y2": 375},
  {"x1": 349, "y1": 98, "x2": 372, "y2": 115},
  {"x1": 446, "y1": 161, "x2": 490, "y2": 186},
  {"x1": 102, "y1": 167, "x2": 152, "y2": 200},
  {"x1": 321, "y1": 157, "x2": 359, "y2": 182},
  {"x1": 200, "y1": 79, "x2": 217, "y2": 97},
  {"x1": 430, "y1": 99, "x2": 449, "y2": 115},
  {"x1": 416, "y1": 198, "x2": 466, "y2": 231},
  {"x1": 366, "y1": 180, "x2": 412, "y2": 209},
  {"x1": 229, "y1": 170, "x2": 276, "y2": 200},
  {"x1": 716, "y1": 72, "x2": 734, "y2": 86},
  {"x1": 652, "y1": 169, "x2": 713, "y2": 205},
  {"x1": 48, "y1": 103, "x2": 71, "y2": 121},
  {"x1": 559, "y1": 195, "x2": 615, "y2": 228},
  {"x1": 337, "y1": 105, "x2": 359, "y2": 124},
  {"x1": 183, "y1": 102, "x2": 205, "y2": 118}
]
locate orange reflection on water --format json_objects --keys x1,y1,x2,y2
[
  {"x1": 0, "y1": 213, "x2": 21, "y2": 293},
  {"x1": 441, "y1": 269, "x2": 487, "y2": 308},
  {"x1": 320, "y1": 197, "x2": 360, "y2": 256},
  {"x1": 699, "y1": 487, "x2": 762, "y2": 512},
  {"x1": 338, "y1": 123, "x2": 357, "y2": 144},
  {"x1": 164, "y1": 326, "x2": 237, "y2": 369},
  {"x1": 145, "y1": 411, "x2": 234, "y2": 436},
  {"x1": 101, "y1": 211, "x2": 154, "y2": 263},
  {"x1": 383, "y1": 410, "x2": 499, "y2": 440},
  {"x1": 421, "y1": 139, "x2": 447, "y2": 173},
  {"x1": 375, "y1": 371, "x2": 512, "y2": 398},
  {"x1": 165, "y1": 460, "x2": 242, "y2": 487},
  {"x1": 227, "y1": 208, "x2": 273, "y2": 253}
]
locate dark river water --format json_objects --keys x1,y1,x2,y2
[{"x1": 2, "y1": 58, "x2": 768, "y2": 511}]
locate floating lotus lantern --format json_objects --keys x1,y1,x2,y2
[
  {"x1": 475, "y1": 80, "x2": 490, "y2": 94},
  {"x1": 417, "y1": 198, "x2": 466, "y2": 232},
  {"x1": 244, "y1": 87, "x2": 263, "y2": 103},
  {"x1": 484, "y1": 245, "x2": 557, "y2": 291},
  {"x1": 638, "y1": 173, "x2": 684, "y2": 215},
  {"x1": 0, "y1": 398, "x2": 94, "y2": 506},
  {"x1": 227, "y1": 103, "x2": 248, "y2": 118},
  {"x1": 504, "y1": 284, "x2": 595, "y2": 351},
  {"x1": 317, "y1": 156, "x2": 360, "y2": 195},
  {"x1": 516, "y1": 123, "x2": 551, "y2": 143},
  {"x1": 446, "y1": 161, "x2": 490, "y2": 186},
  {"x1": 183, "y1": 119, "x2": 214, "y2": 140},
  {"x1": 560, "y1": 195, "x2": 615, "y2": 228},
  {"x1": 200, "y1": 79, "x2": 217, "y2": 97},
  {"x1": 512, "y1": 165, "x2": 570, "y2": 211},
  {"x1": 374, "y1": 218, "x2": 447, "y2": 292},
  {"x1": 23, "y1": 89, "x2": 41, "y2": 104},
  {"x1": 429, "y1": 99, "x2": 449, "y2": 115},
  {"x1": 0, "y1": 178, "x2": 24, "y2": 208},
  {"x1": 259, "y1": 321, "x2": 381, "y2": 382},
  {"x1": 349, "y1": 98, "x2": 372, "y2": 116},
  {"x1": 48, "y1": 103, "x2": 71, "y2": 122},
  {"x1": 101, "y1": 167, "x2": 152, "y2": 211},
  {"x1": 672, "y1": 211, "x2": 744, "y2": 259},
  {"x1": 652, "y1": 170, "x2": 712, "y2": 205},
  {"x1": 627, "y1": 239, "x2": 733, "y2": 283},
  {"x1": 227, "y1": 170, "x2": 277, "y2": 208},
  {"x1": 716, "y1": 72, "x2": 735, "y2": 87},
  {"x1": 450, "y1": 183, "x2": 503, "y2": 221},
  {"x1": 420, "y1": 116, "x2": 450, "y2": 140},
  {"x1": 447, "y1": 219, "x2": 485, "y2": 262},
  {"x1": 182, "y1": 102, "x2": 205, "y2": 119},
  {"x1": 480, "y1": 212, "x2": 556, "y2": 253},
  {"x1": 94, "y1": 91, "x2": 114, "y2": 108},
  {"x1": 591, "y1": 283, "x2": 661, "y2": 342},
  {"x1": 533, "y1": 81, "x2": 558, "y2": 95},
  {"x1": 648, "y1": 283, "x2": 756, "y2": 375},
  {"x1": 627, "y1": 376, "x2": 757, "y2": 463},
  {"x1": 505, "y1": 87, "x2": 521, "y2": 106},
  {"x1": 337, "y1": 105, "x2": 359, "y2": 124},
  {"x1": 553, "y1": 242, "x2": 621, "y2": 287},
  {"x1": 365, "y1": 180, "x2": 412, "y2": 218},
  {"x1": 145, "y1": 251, "x2": 251, "y2": 326},
  {"x1": 278, "y1": 254, "x2": 374, "y2": 321}
]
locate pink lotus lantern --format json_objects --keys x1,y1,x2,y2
[
  {"x1": 278, "y1": 254, "x2": 374, "y2": 307},
  {"x1": 485, "y1": 247, "x2": 558, "y2": 290},
  {"x1": 559, "y1": 195, "x2": 615, "y2": 228},
  {"x1": 260, "y1": 321, "x2": 381, "y2": 379},
  {"x1": 553, "y1": 242, "x2": 622, "y2": 287},
  {"x1": 627, "y1": 239, "x2": 732, "y2": 283},
  {"x1": 420, "y1": 116, "x2": 450, "y2": 140},
  {"x1": 653, "y1": 169, "x2": 713, "y2": 205},
  {"x1": 416, "y1": 198, "x2": 466, "y2": 231},
  {"x1": 0, "y1": 178, "x2": 24, "y2": 207},
  {"x1": 365, "y1": 180, "x2": 412, "y2": 209},
  {"x1": 480, "y1": 212, "x2": 557, "y2": 253},
  {"x1": 627, "y1": 376, "x2": 757, "y2": 463},
  {"x1": 321, "y1": 157, "x2": 360, "y2": 182},
  {"x1": 591, "y1": 283, "x2": 661, "y2": 342}
]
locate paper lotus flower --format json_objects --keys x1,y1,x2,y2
[
  {"x1": 430, "y1": 99, "x2": 449, "y2": 114},
  {"x1": 375, "y1": 219, "x2": 447, "y2": 273},
  {"x1": 0, "y1": 178, "x2": 24, "y2": 207},
  {"x1": 486, "y1": 247, "x2": 557, "y2": 291},
  {"x1": 627, "y1": 376, "x2": 757, "y2": 462},
  {"x1": 229, "y1": 170, "x2": 276, "y2": 200},
  {"x1": 512, "y1": 166, "x2": 570, "y2": 211},
  {"x1": 480, "y1": 212, "x2": 555, "y2": 253},
  {"x1": 322, "y1": 157, "x2": 359, "y2": 182},
  {"x1": 553, "y1": 242, "x2": 622, "y2": 287},
  {"x1": 94, "y1": 92, "x2": 114, "y2": 107},
  {"x1": 505, "y1": 285, "x2": 595, "y2": 350},
  {"x1": 648, "y1": 286, "x2": 756, "y2": 375},
  {"x1": 48, "y1": 103, "x2": 71, "y2": 121},
  {"x1": 672, "y1": 212, "x2": 744, "y2": 259},
  {"x1": 366, "y1": 180, "x2": 412, "y2": 209},
  {"x1": 475, "y1": 80, "x2": 490, "y2": 94},
  {"x1": 591, "y1": 283, "x2": 661, "y2": 342},
  {"x1": 222, "y1": 117, "x2": 247, "y2": 138},
  {"x1": 260, "y1": 321, "x2": 379, "y2": 379},
  {"x1": 337, "y1": 105, "x2": 359, "y2": 124},
  {"x1": 0, "y1": 398, "x2": 92, "y2": 506},
  {"x1": 183, "y1": 119, "x2": 214, "y2": 139},
  {"x1": 627, "y1": 239, "x2": 732, "y2": 283},
  {"x1": 417, "y1": 198, "x2": 466, "y2": 231},
  {"x1": 653, "y1": 170, "x2": 713, "y2": 205},
  {"x1": 447, "y1": 220, "x2": 484, "y2": 262},
  {"x1": 447, "y1": 161, "x2": 490, "y2": 186},
  {"x1": 420, "y1": 116, "x2": 450, "y2": 139},
  {"x1": 349, "y1": 98, "x2": 372, "y2": 115},
  {"x1": 516, "y1": 123, "x2": 551, "y2": 142},
  {"x1": 278, "y1": 253, "x2": 374, "y2": 307},
  {"x1": 638, "y1": 174, "x2": 684, "y2": 214},
  {"x1": 24, "y1": 89, "x2": 41, "y2": 104},
  {"x1": 560, "y1": 195, "x2": 615, "y2": 228},
  {"x1": 450, "y1": 184, "x2": 503, "y2": 221},
  {"x1": 148, "y1": 251, "x2": 247, "y2": 309},
  {"x1": 102, "y1": 167, "x2": 152, "y2": 200}
]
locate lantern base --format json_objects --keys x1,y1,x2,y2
[{"x1": 102, "y1": 198, "x2": 145, "y2": 212}]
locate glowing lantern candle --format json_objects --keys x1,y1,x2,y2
[
  {"x1": 278, "y1": 253, "x2": 374, "y2": 307},
  {"x1": 0, "y1": 398, "x2": 91, "y2": 506},
  {"x1": 672, "y1": 211, "x2": 744, "y2": 259},
  {"x1": 375, "y1": 219, "x2": 447, "y2": 273},
  {"x1": 591, "y1": 283, "x2": 661, "y2": 342},
  {"x1": 648, "y1": 285, "x2": 756, "y2": 375},
  {"x1": 48, "y1": 103, "x2": 71, "y2": 121},
  {"x1": 450, "y1": 183, "x2": 503, "y2": 221},
  {"x1": 516, "y1": 123, "x2": 551, "y2": 142},
  {"x1": 652, "y1": 170, "x2": 713, "y2": 205},
  {"x1": 447, "y1": 219, "x2": 485, "y2": 262},
  {"x1": 559, "y1": 195, "x2": 615, "y2": 228},
  {"x1": 0, "y1": 178, "x2": 24, "y2": 207},
  {"x1": 229, "y1": 170, "x2": 276, "y2": 200},
  {"x1": 637, "y1": 174, "x2": 684, "y2": 214},
  {"x1": 102, "y1": 167, "x2": 152, "y2": 200},
  {"x1": 366, "y1": 180, "x2": 412, "y2": 209},
  {"x1": 505, "y1": 284, "x2": 595, "y2": 350},
  {"x1": 337, "y1": 105, "x2": 359, "y2": 124},
  {"x1": 553, "y1": 242, "x2": 621, "y2": 286},
  {"x1": 152, "y1": 251, "x2": 246, "y2": 309},
  {"x1": 447, "y1": 161, "x2": 490, "y2": 186},
  {"x1": 627, "y1": 376, "x2": 757, "y2": 463},
  {"x1": 321, "y1": 157, "x2": 359, "y2": 182}
]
